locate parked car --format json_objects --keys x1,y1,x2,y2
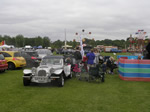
[
  {"x1": 110, "y1": 48, "x2": 122, "y2": 53},
  {"x1": 83, "y1": 46, "x2": 92, "y2": 54},
  {"x1": 23, "y1": 55, "x2": 72, "y2": 87},
  {"x1": 0, "y1": 51, "x2": 26, "y2": 70},
  {"x1": 56, "y1": 49, "x2": 62, "y2": 54},
  {"x1": 36, "y1": 49, "x2": 53, "y2": 58},
  {"x1": 20, "y1": 51, "x2": 41, "y2": 68},
  {"x1": 0, "y1": 53, "x2": 8, "y2": 72}
]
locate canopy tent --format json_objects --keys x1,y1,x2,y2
[
  {"x1": 62, "y1": 45, "x2": 72, "y2": 49},
  {"x1": 37, "y1": 45, "x2": 43, "y2": 49},
  {"x1": 0, "y1": 44, "x2": 11, "y2": 48}
]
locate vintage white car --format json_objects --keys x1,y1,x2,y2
[{"x1": 23, "y1": 55, "x2": 72, "y2": 87}]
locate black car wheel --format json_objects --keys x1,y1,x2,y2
[
  {"x1": 101, "y1": 74, "x2": 105, "y2": 82},
  {"x1": 8, "y1": 62, "x2": 15, "y2": 70},
  {"x1": 58, "y1": 74, "x2": 64, "y2": 87},
  {"x1": 23, "y1": 78, "x2": 30, "y2": 86},
  {"x1": 23, "y1": 74, "x2": 31, "y2": 86}
]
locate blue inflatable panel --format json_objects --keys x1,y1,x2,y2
[{"x1": 118, "y1": 62, "x2": 150, "y2": 68}]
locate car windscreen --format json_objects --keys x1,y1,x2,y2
[
  {"x1": 0, "y1": 54, "x2": 5, "y2": 60},
  {"x1": 41, "y1": 58, "x2": 62, "y2": 65},
  {"x1": 37, "y1": 49, "x2": 52, "y2": 55},
  {"x1": 26, "y1": 52, "x2": 38, "y2": 57},
  {"x1": 21, "y1": 52, "x2": 31, "y2": 58},
  {"x1": 14, "y1": 52, "x2": 22, "y2": 57}
]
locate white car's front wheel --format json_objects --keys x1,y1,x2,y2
[
  {"x1": 58, "y1": 74, "x2": 64, "y2": 87},
  {"x1": 23, "y1": 78, "x2": 30, "y2": 86}
]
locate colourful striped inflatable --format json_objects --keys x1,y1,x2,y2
[
  {"x1": 118, "y1": 58, "x2": 150, "y2": 81},
  {"x1": 117, "y1": 55, "x2": 143, "y2": 59}
]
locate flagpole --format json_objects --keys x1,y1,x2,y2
[
  {"x1": 65, "y1": 29, "x2": 67, "y2": 49},
  {"x1": 80, "y1": 29, "x2": 85, "y2": 58}
]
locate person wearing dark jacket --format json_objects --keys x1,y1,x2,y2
[
  {"x1": 107, "y1": 56, "x2": 116, "y2": 74},
  {"x1": 74, "y1": 47, "x2": 82, "y2": 65},
  {"x1": 143, "y1": 42, "x2": 150, "y2": 59}
]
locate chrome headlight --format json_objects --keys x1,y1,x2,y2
[
  {"x1": 50, "y1": 68, "x2": 55, "y2": 73},
  {"x1": 32, "y1": 67, "x2": 37, "y2": 75}
]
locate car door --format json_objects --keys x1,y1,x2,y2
[{"x1": 63, "y1": 61, "x2": 71, "y2": 77}]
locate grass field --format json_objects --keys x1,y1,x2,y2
[{"x1": 0, "y1": 52, "x2": 150, "y2": 112}]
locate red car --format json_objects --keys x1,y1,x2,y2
[{"x1": 0, "y1": 53, "x2": 8, "y2": 72}]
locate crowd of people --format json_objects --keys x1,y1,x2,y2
[{"x1": 72, "y1": 46, "x2": 117, "y2": 75}]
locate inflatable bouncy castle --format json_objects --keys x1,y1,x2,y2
[{"x1": 118, "y1": 56, "x2": 150, "y2": 81}]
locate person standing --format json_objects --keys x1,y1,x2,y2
[
  {"x1": 107, "y1": 56, "x2": 115, "y2": 74},
  {"x1": 73, "y1": 47, "x2": 82, "y2": 74},
  {"x1": 74, "y1": 47, "x2": 82, "y2": 65},
  {"x1": 86, "y1": 49, "x2": 95, "y2": 71},
  {"x1": 93, "y1": 48, "x2": 100, "y2": 66}
]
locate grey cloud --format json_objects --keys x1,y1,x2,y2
[{"x1": 0, "y1": 0, "x2": 150, "y2": 41}]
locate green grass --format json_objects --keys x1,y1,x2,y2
[{"x1": 0, "y1": 69, "x2": 150, "y2": 112}]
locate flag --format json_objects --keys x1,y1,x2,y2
[
  {"x1": 0, "y1": 41, "x2": 5, "y2": 46},
  {"x1": 80, "y1": 35, "x2": 84, "y2": 58}
]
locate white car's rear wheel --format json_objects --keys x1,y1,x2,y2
[{"x1": 68, "y1": 71, "x2": 72, "y2": 79}]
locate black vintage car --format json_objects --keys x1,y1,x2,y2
[{"x1": 20, "y1": 50, "x2": 41, "y2": 68}]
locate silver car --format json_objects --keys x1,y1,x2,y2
[
  {"x1": 23, "y1": 55, "x2": 72, "y2": 87},
  {"x1": 36, "y1": 49, "x2": 53, "y2": 58}
]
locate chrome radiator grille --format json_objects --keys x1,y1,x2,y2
[{"x1": 38, "y1": 70, "x2": 46, "y2": 76}]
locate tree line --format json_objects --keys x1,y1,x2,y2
[
  {"x1": 0, "y1": 35, "x2": 130, "y2": 49},
  {"x1": 0, "y1": 35, "x2": 51, "y2": 48}
]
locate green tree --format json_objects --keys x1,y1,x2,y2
[
  {"x1": 15, "y1": 35, "x2": 24, "y2": 47},
  {"x1": 35, "y1": 36, "x2": 43, "y2": 47},
  {"x1": 43, "y1": 36, "x2": 51, "y2": 48},
  {"x1": 51, "y1": 40, "x2": 63, "y2": 48}
]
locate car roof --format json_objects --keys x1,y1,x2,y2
[
  {"x1": 24, "y1": 51, "x2": 37, "y2": 53},
  {"x1": 0, "y1": 51, "x2": 19, "y2": 54},
  {"x1": 0, "y1": 51, "x2": 18, "y2": 52},
  {"x1": 43, "y1": 55, "x2": 64, "y2": 59}
]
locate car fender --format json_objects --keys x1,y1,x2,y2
[
  {"x1": 53, "y1": 69, "x2": 63, "y2": 75},
  {"x1": 7, "y1": 61, "x2": 17, "y2": 67},
  {"x1": 23, "y1": 69, "x2": 32, "y2": 75},
  {"x1": 64, "y1": 65, "x2": 71, "y2": 77}
]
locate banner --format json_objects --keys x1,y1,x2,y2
[{"x1": 80, "y1": 35, "x2": 84, "y2": 58}]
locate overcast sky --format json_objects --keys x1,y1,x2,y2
[{"x1": 0, "y1": 0, "x2": 150, "y2": 41}]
